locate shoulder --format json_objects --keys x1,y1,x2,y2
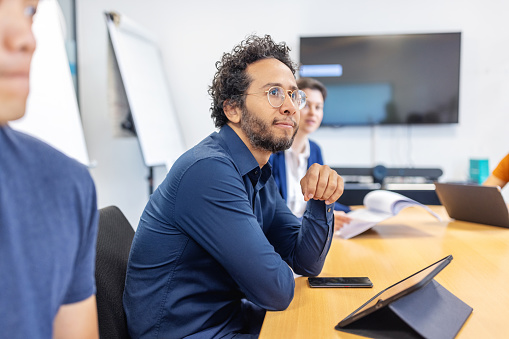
[
  {"x1": 163, "y1": 138, "x2": 242, "y2": 197},
  {"x1": 308, "y1": 139, "x2": 322, "y2": 152},
  {"x1": 493, "y1": 153, "x2": 509, "y2": 182},
  {"x1": 308, "y1": 139, "x2": 324, "y2": 164},
  {"x1": 173, "y1": 136, "x2": 238, "y2": 177},
  {"x1": 10, "y1": 128, "x2": 84, "y2": 164},
  {"x1": 269, "y1": 151, "x2": 285, "y2": 166},
  {"x1": 7, "y1": 128, "x2": 93, "y2": 190},
  {"x1": 501, "y1": 153, "x2": 509, "y2": 165},
  {"x1": 183, "y1": 153, "x2": 238, "y2": 179},
  {"x1": 494, "y1": 153, "x2": 509, "y2": 172}
]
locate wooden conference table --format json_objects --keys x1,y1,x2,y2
[{"x1": 259, "y1": 206, "x2": 509, "y2": 339}]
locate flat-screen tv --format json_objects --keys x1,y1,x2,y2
[{"x1": 299, "y1": 32, "x2": 461, "y2": 126}]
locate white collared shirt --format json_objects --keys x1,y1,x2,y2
[{"x1": 284, "y1": 141, "x2": 311, "y2": 218}]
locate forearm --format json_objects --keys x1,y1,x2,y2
[
  {"x1": 291, "y1": 199, "x2": 334, "y2": 276},
  {"x1": 483, "y1": 174, "x2": 507, "y2": 189}
]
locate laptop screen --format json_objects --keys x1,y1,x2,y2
[{"x1": 435, "y1": 183, "x2": 509, "y2": 228}]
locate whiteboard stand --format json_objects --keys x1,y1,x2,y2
[
  {"x1": 105, "y1": 11, "x2": 186, "y2": 196},
  {"x1": 147, "y1": 166, "x2": 154, "y2": 195},
  {"x1": 121, "y1": 110, "x2": 136, "y2": 134}
]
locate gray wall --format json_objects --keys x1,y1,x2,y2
[{"x1": 77, "y1": 0, "x2": 509, "y2": 227}]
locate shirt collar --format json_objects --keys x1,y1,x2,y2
[
  {"x1": 218, "y1": 125, "x2": 261, "y2": 176},
  {"x1": 217, "y1": 125, "x2": 272, "y2": 188}
]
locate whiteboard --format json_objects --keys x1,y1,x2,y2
[
  {"x1": 9, "y1": 0, "x2": 89, "y2": 165},
  {"x1": 105, "y1": 12, "x2": 185, "y2": 167}
]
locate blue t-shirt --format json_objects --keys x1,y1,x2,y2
[
  {"x1": 0, "y1": 126, "x2": 98, "y2": 339},
  {"x1": 124, "y1": 125, "x2": 334, "y2": 339}
]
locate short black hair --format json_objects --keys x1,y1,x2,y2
[
  {"x1": 209, "y1": 34, "x2": 297, "y2": 128},
  {"x1": 296, "y1": 77, "x2": 327, "y2": 101}
]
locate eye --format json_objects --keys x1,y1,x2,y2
[{"x1": 267, "y1": 87, "x2": 281, "y2": 97}]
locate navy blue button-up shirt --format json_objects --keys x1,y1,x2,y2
[{"x1": 124, "y1": 125, "x2": 334, "y2": 338}]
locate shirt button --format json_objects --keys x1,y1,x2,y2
[{"x1": 327, "y1": 208, "x2": 331, "y2": 213}]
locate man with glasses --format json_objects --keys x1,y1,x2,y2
[{"x1": 124, "y1": 34, "x2": 344, "y2": 339}]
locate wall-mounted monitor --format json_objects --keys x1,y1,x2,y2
[{"x1": 299, "y1": 32, "x2": 461, "y2": 126}]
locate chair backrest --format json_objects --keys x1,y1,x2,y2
[{"x1": 96, "y1": 206, "x2": 135, "y2": 339}]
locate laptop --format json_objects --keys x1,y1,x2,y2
[{"x1": 434, "y1": 182, "x2": 509, "y2": 228}]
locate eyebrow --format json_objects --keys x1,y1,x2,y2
[{"x1": 261, "y1": 82, "x2": 299, "y2": 91}]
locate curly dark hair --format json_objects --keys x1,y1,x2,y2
[{"x1": 209, "y1": 34, "x2": 297, "y2": 128}]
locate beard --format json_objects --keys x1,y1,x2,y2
[{"x1": 240, "y1": 106, "x2": 298, "y2": 153}]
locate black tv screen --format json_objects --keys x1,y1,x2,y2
[{"x1": 299, "y1": 32, "x2": 461, "y2": 126}]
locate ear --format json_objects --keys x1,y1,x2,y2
[{"x1": 223, "y1": 99, "x2": 241, "y2": 124}]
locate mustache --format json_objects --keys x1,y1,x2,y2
[{"x1": 272, "y1": 118, "x2": 297, "y2": 127}]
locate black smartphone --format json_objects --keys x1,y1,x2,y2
[{"x1": 308, "y1": 277, "x2": 373, "y2": 288}]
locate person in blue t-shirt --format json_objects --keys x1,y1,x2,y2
[
  {"x1": 269, "y1": 77, "x2": 351, "y2": 231},
  {"x1": 124, "y1": 35, "x2": 345, "y2": 338},
  {"x1": 0, "y1": 1, "x2": 99, "y2": 338}
]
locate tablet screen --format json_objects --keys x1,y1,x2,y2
[{"x1": 337, "y1": 255, "x2": 453, "y2": 327}]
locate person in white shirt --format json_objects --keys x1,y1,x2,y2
[{"x1": 269, "y1": 77, "x2": 351, "y2": 231}]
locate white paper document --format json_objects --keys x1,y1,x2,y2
[{"x1": 337, "y1": 190, "x2": 442, "y2": 239}]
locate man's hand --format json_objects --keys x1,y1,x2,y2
[{"x1": 300, "y1": 164, "x2": 344, "y2": 205}]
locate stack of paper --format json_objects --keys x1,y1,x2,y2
[{"x1": 337, "y1": 190, "x2": 441, "y2": 239}]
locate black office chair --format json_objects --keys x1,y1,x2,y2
[{"x1": 96, "y1": 206, "x2": 135, "y2": 339}]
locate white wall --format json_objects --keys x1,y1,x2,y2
[{"x1": 77, "y1": 0, "x2": 509, "y2": 226}]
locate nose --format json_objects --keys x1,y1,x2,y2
[
  {"x1": 279, "y1": 92, "x2": 297, "y2": 116},
  {"x1": 4, "y1": 5, "x2": 37, "y2": 55}
]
